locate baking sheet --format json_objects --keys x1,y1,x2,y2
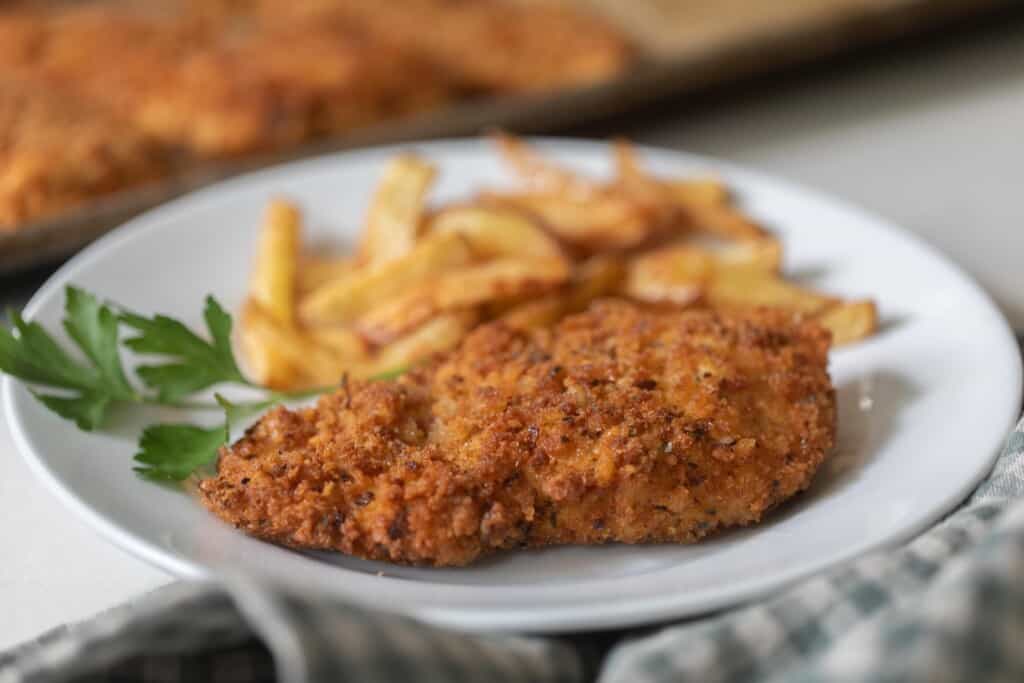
[{"x1": 0, "y1": 0, "x2": 1010, "y2": 274}]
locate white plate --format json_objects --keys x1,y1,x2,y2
[{"x1": 5, "y1": 139, "x2": 1020, "y2": 633}]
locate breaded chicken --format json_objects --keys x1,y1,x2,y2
[
  {"x1": 255, "y1": 0, "x2": 632, "y2": 93},
  {"x1": 0, "y1": 76, "x2": 171, "y2": 230},
  {"x1": 201, "y1": 301, "x2": 836, "y2": 566},
  {"x1": 8, "y1": 5, "x2": 451, "y2": 158}
]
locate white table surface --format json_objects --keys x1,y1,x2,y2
[{"x1": 2, "y1": 18, "x2": 1023, "y2": 652}]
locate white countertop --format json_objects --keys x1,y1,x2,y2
[{"x1": 2, "y1": 19, "x2": 1023, "y2": 651}]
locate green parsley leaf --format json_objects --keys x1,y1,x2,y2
[
  {"x1": 121, "y1": 296, "x2": 248, "y2": 402},
  {"x1": 0, "y1": 288, "x2": 134, "y2": 430},
  {"x1": 0, "y1": 310, "x2": 96, "y2": 390},
  {"x1": 33, "y1": 391, "x2": 111, "y2": 432},
  {"x1": 63, "y1": 286, "x2": 134, "y2": 400},
  {"x1": 133, "y1": 422, "x2": 227, "y2": 481}
]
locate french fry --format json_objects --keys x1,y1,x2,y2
[
  {"x1": 622, "y1": 239, "x2": 783, "y2": 305},
  {"x1": 500, "y1": 255, "x2": 625, "y2": 330},
  {"x1": 815, "y1": 300, "x2": 878, "y2": 346},
  {"x1": 567, "y1": 256, "x2": 626, "y2": 309},
  {"x1": 357, "y1": 155, "x2": 436, "y2": 266},
  {"x1": 492, "y1": 132, "x2": 585, "y2": 194},
  {"x1": 357, "y1": 257, "x2": 569, "y2": 343},
  {"x1": 612, "y1": 138, "x2": 646, "y2": 187},
  {"x1": 240, "y1": 301, "x2": 352, "y2": 389},
  {"x1": 483, "y1": 192, "x2": 656, "y2": 250},
  {"x1": 616, "y1": 138, "x2": 729, "y2": 211},
  {"x1": 363, "y1": 311, "x2": 479, "y2": 377},
  {"x1": 238, "y1": 314, "x2": 301, "y2": 391},
  {"x1": 297, "y1": 256, "x2": 356, "y2": 294},
  {"x1": 300, "y1": 231, "x2": 474, "y2": 324},
  {"x1": 305, "y1": 326, "x2": 370, "y2": 361},
  {"x1": 714, "y1": 239, "x2": 783, "y2": 273},
  {"x1": 241, "y1": 138, "x2": 879, "y2": 392},
  {"x1": 249, "y1": 199, "x2": 301, "y2": 326},
  {"x1": 429, "y1": 206, "x2": 564, "y2": 261},
  {"x1": 707, "y1": 272, "x2": 838, "y2": 314},
  {"x1": 623, "y1": 245, "x2": 713, "y2": 305},
  {"x1": 665, "y1": 179, "x2": 729, "y2": 208},
  {"x1": 683, "y1": 203, "x2": 768, "y2": 241}
]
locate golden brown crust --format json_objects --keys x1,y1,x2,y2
[
  {"x1": 0, "y1": 0, "x2": 630, "y2": 233},
  {"x1": 256, "y1": 0, "x2": 633, "y2": 93},
  {"x1": 200, "y1": 301, "x2": 836, "y2": 566},
  {"x1": 4, "y1": 5, "x2": 451, "y2": 159},
  {"x1": 0, "y1": 76, "x2": 172, "y2": 231}
]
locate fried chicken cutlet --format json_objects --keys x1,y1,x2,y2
[{"x1": 201, "y1": 301, "x2": 836, "y2": 566}]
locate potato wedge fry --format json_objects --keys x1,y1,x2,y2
[
  {"x1": 363, "y1": 311, "x2": 479, "y2": 377},
  {"x1": 483, "y1": 192, "x2": 656, "y2": 250},
  {"x1": 615, "y1": 138, "x2": 728, "y2": 208},
  {"x1": 492, "y1": 132, "x2": 585, "y2": 194},
  {"x1": 240, "y1": 300, "x2": 352, "y2": 389},
  {"x1": 612, "y1": 138, "x2": 645, "y2": 187},
  {"x1": 429, "y1": 206, "x2": 564, "y2": 260},
  {"x1": 300, "y1": 231, "x2": 474, "y2": 324},
  {"x1": 683, "y1": 203, "x2": 768, "y2": 241},
  {"x1": 357, "y1": 155, "x2": 436, "y2": 266},
  {"x1": 297, "y1": 256, "x2": 356, "y2": 294},
  {"x1": 238, "y1": 311, "x2": 302, "y2": 390},
  {"x1": 500, "y1": 255, "x2": 625, "y2": 330},
  {"x1": 241, "y1": 139, "x2": 879, "y2": 391},
  {"x1": 707, "y1": 272, "x2": 838, "y2": 314},
  {"x1": 567, "y1": 256, "x2": 626, "y2": 308},
  {"x1": 714, "y1": 239, "x2": 783, "y2": 273},
  {"x1": 357, "y1": 257, "x2": 569, "y2": 343},
  {"x1": 249, "y1": 199, "x2": 301, "y2": 326},
  {"x1": 815, "y1": 300, "x2": 878, "y2": 346},
  {"x1": 305, "y1": 326, "x2": 371, "y2": 361},
  {"x1": 623, "y1": 245, "x2": 713, "y2": 305},
  {"x1": 622, "y1": 240, "x2": 782, "y2": 305},
  {"x1": 665, "y1": 179, "x2": 730, "y2": 208}
]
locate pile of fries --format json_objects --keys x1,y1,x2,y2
[{"x1": 241, "y1": 135, "x2": 877, "y2": 390}]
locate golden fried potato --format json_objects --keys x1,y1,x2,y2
[
  {"x1": 297, "y1": 256, "x2": 356, "y2": 294},
  {"x1": 240, "y1": 136, "x2": 878, "y2": 392},
  {"x1": 357, "y1": 155, "x2": 436, "y2": 267},
  {"x1": 483, "y1": 191, "x2": 661, "y2": 250},
  {"x1": 364, "y1": 310, "x2": 479, "y2": 377},
  {"x1": 239, "y1": 300, "x2": 350, "y2": 389},
  {"x1": 356, "y1": 257, "x2": 570, "y2": 343},
  {"x1": 249, "y1": 199, "x2": 301, "y2": 326},
  {"x1": 300, "y1": 231, "x2": 473, "y2": 324},
  {"x1": 816, "y1": 300, "x2": 878, "y2": 346},
  {"x1": 429, "y1": 206, "x2": 564, "y2": 261},
  {"x1": 500, "y1": 255, "x2": 625, "y2": 331},
  {"x1": 707, "y1": 272, "x2": 838, "y2": 315}
]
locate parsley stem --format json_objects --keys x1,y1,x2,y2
[
  {"x1": 140, "y1": 397, "x2": 224, "y2": 411},
  {"x1": 136, "y1": 386, "x2": 328, "y2": 413}
]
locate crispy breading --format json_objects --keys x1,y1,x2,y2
[
  {"x1": 0, "y1": 0, "x2": 631, "y2": 232},
  {"x1": 8, "y1": 5, "x2": 451, "y2": 158},
  {"x1": 0, "y1": 76, "x2": 171, "y2": 231},
  {"x1": 201, "y1": 301, "x2": 836, "y2": 567},
  {"x1": 152, "y1": 25, "x2": 451, "y2": 156},
  {"x1": 256, "y1": 0, "x2": 632, "y2": 93}
]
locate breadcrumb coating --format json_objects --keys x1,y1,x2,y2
[{"x1": 201, "y1": 301, "x2": 836, "y2": 566}]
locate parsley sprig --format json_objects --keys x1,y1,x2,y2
[{"x1": 0, "y1": 286, "x2": 371, "y2": 481}]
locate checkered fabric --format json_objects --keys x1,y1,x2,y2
[{"x1": 3, "y1": 418, "x2": 1023, "y2": 683}]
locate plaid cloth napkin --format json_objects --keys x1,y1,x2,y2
[{"x1": 3, "y1": 416, "x2": 1022, "y2": 683}]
